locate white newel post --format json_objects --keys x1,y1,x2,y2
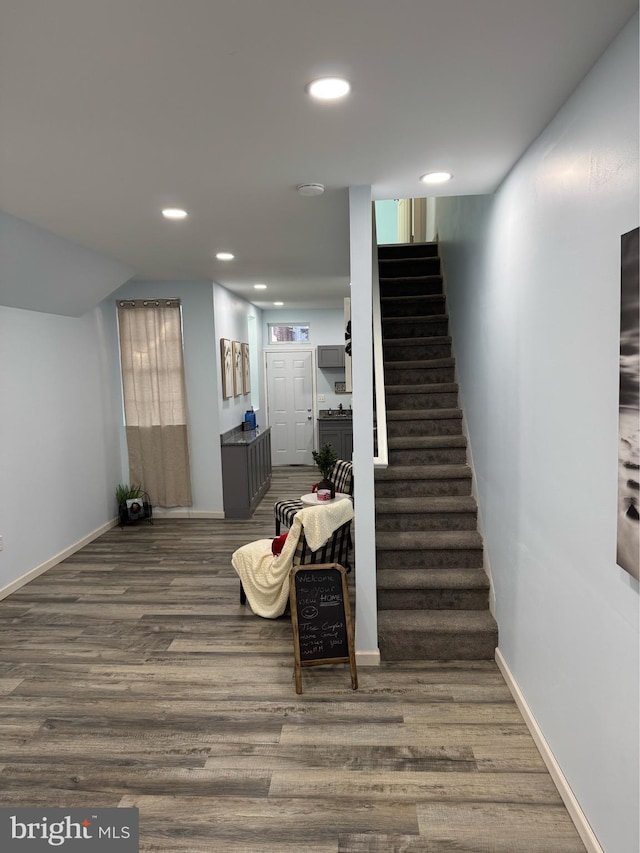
[{"x1": 349, "y1": 185, "x2": 380, "y2": 664}]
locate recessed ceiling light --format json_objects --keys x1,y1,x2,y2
[
  {"x1": 420, "y1": 171, "x2": 453, "y2": 185},
  {"x1": 274, "y1": 301, "x2": 284, "y2": 306},
  {"x1": 254, "y1": 283, "x2": 267, "y2": 290},
  {"x1": 216, "y1": 252, "x2": 234, "y2": 261},
  {"x1": 306, "y1": 77, "x2": 351, "y2": 101},
  {"x1": 162, "y1": 208, "x2": 188, "y2": 220}
]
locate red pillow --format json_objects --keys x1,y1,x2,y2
[{"x1": 271, "y1": 533, "x2": 288, "y2": 556}]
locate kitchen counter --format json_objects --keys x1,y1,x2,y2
[
  {"x1": 221, "y1": 427, "x2": 265, "y2": 446},
  {"x1": 318, "y1": 408, "x2": 352, "y2": 420}
]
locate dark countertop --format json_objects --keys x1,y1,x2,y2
[
  {"x1": 318, "y1": 409, "x2": 352, "y2": 421},
  {"x1": 221, "y1": 426, "x2": 269, "y2": 446}
]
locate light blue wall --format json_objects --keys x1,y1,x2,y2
[
  {"x1": 0, "y1": 210, "x2": 134, "y2": 316},
  {"x1": 374, "y1": 199, "x2": 398, "y2": 244},
  {"x1": 262, "y1": 308, "x2": 352, "y2": 410},
  {"x1": 435, "y1": 16, "x2": 639, "y2": 852},
  {"x1": 108, "y1": 279, "x2": 224, "y2": 514},
  {"x1": 214, "y1": 284, "x2": 264, "y2": 434},
  {"x1": 0, "y1": 303, "x2": 122, "y2": 594}
]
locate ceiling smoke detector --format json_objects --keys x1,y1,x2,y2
[{"x1": 297, "y1": 183, "x2": 325, "y2": 197}]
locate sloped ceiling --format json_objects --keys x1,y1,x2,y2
[{"x1": 0, "y1": 0, "x2": 637, "y2": 314}]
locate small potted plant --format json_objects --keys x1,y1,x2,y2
[
  {"x1": 312, "y1": 443, "x2": 338, "y2": 499},
  {"x1": 116, "y1": 483, "x2": 152, "y2": 527}
]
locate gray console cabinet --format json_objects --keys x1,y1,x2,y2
[{"x1": 221, "y1": 427, "x2": 272, "y2": 518}]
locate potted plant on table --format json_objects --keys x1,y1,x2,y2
[{"x1": 312, "y1": 443, "x2": 338, "y2": 499}]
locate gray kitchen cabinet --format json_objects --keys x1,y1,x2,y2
[
  {"x1": 318, "y1": 418, "x2": 352, "y2": 461},
  {"x1": 317, "y1": 345, "x2": 345, "y2": 368}
]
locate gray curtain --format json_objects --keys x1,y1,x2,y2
[{"x1": 117, "y1": 300, "x2": 192, "y2": 507}]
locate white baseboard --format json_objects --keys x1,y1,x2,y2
[
  {"x1": 495, "y1": 648, "x2": 603, "y2": 853},
  {"x1": 152, "y1": 509, "x2": 225, "y2": 519},
  {"x1": 0, "y1": 517, "x2": 119, "y2": 601},
  {"x1": 356, "y1": 649, "x2": 381, "y2": 666}
]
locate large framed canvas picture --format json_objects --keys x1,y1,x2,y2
[
  {"x1": 220, "y1": 338, "x2": 232, "y2": 399},
  {"x1": 241, "y1": 342, "x2": 250, "y2": 395},
  {"x1": 233, "y1": 340, "x2": 243, "y2": 397},
  {"x1": 617, "y1": 227, "x2": 639, "y2": 580}
]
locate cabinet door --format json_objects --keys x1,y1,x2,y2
[
  {"x1": 341, "y1": 429, "x2": 353, "y2": 462},
  {"x1": 247, "y1": 441, "x2": 259, "y2": 501},
  {"x1": 318, "y1": 425, "x2": 342, "y2": 458},
  {"x1": 317, "y1": 345, "x2": 345, "y2": 368}
]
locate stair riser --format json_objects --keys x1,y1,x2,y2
[
  {"x1": 377, "y1": 588, "x2": 489, "y2": 610},
  {"x1": 386, "y1": 392, "x2": 459, "y2": 410},
  {"x1": 375, "y1": 479, "x2": 472, "y2": 498},
  {"x1": 387, "y1": 418, "x2": 462, "y2": 437},
  {"x1": 383, "y1": 318, "x2": 449, "y2": 339},
  {"x1": 379, "y1": 257, "x2": 441, "y2": 277},
  {"x1": 384, "y1": 366, "x2": 455, "y2": 384},
  {"x1": 378, "y1": 243, "x2": 440, "y2": 259},
  {"x1": 376, "y1": 511, "x2": 477, "y2": 532},
  {"x1": 378, "y1": 629, "x2": 498, "y2": 660},
  {"x1": 380, "y1": 278, "x2": 443, "y2": 298},
  {"x1": 384, "y1": 342, "x2": 452, "y2": 361},
  {"x1": 388, "y1": 447, "x2": 468, "y2": 465},
  {"x1": 382, "y1": 299, "x2": 445, "y2": 318},
  {"x1": 376, "y1": 549, "x2": 483, "y2": 569}
]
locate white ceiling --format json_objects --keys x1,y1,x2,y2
[{"x1": 1, "y1": 0, "x2": 637, "y2": 311}]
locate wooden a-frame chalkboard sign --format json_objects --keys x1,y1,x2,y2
[{"x1": 289, "y1": 563, "x2": 358, "y2": 694}]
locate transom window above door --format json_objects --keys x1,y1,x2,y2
[{"x1": 268, "y1": 324, "x2": 309, "y2": 343}]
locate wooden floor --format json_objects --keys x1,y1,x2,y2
[{"x1": 0, "y1": 467, "x2": 585, "y2": 852}]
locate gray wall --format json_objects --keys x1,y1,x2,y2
[{"x1": 435, "y1": 16, "x2": 639, "y2": 852}]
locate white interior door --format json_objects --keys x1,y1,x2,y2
[{"x1": 266, "y1": 350, "x2": 314, "y2": 465}]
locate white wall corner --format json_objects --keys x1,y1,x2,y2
[{"x1": 495, "y1": 649, "x2": 604, "y2": 853}]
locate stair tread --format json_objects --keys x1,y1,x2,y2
[
  {"x1": 384, "y1": 357, "x2": 455, "y2": 369},
  {"x1": 376, "y1": 496, "x2": 476, "y2": 514},
  {"x1": 386, "y1": 382, "x2": 458, "y2": 394},
  {"x1": 377, "y1": 568, "x2": 490, "y2": 589},
  {"x1": 376, "y1": 530, "x2": 483, "y2": 549},
  {"x1": 376, "y1": 464, "x2": 471, "y2": 480},
  {"x1": 381, "y1": 294, "x2": 444, "y2": 303},
  {"x1": 380, "y1": 273, "x2": 442, "y2": 280},
  {"x1": 384, "y1": 335, "x2": 451, "y2": 345},
  {"x1": 383, "y1": 314, "x2": 448, "y2": 323},
  {"x1": 378, "y1": 609, "x2": 497, "y2": 632},
  {"x1": 387, "y1": 408, "x2": 462, "y2": 420},
  {"x1": 379, "y1": 256, "x2": 440, "y2": 264},
  {"x1": 387, "y1": 435, "x2": 467, "y2": 448}
]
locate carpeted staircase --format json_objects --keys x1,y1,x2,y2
[{"x1": 375, "y1": 242, "x2": 498, "y2": 660}]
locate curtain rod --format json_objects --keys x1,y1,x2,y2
[{"x1": 117, "y1": 298, "x2": 181, "y2": 308}]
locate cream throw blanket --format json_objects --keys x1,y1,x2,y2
[{"x1": 231, "y1": 500, "x2": 354, "y2": 619}]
